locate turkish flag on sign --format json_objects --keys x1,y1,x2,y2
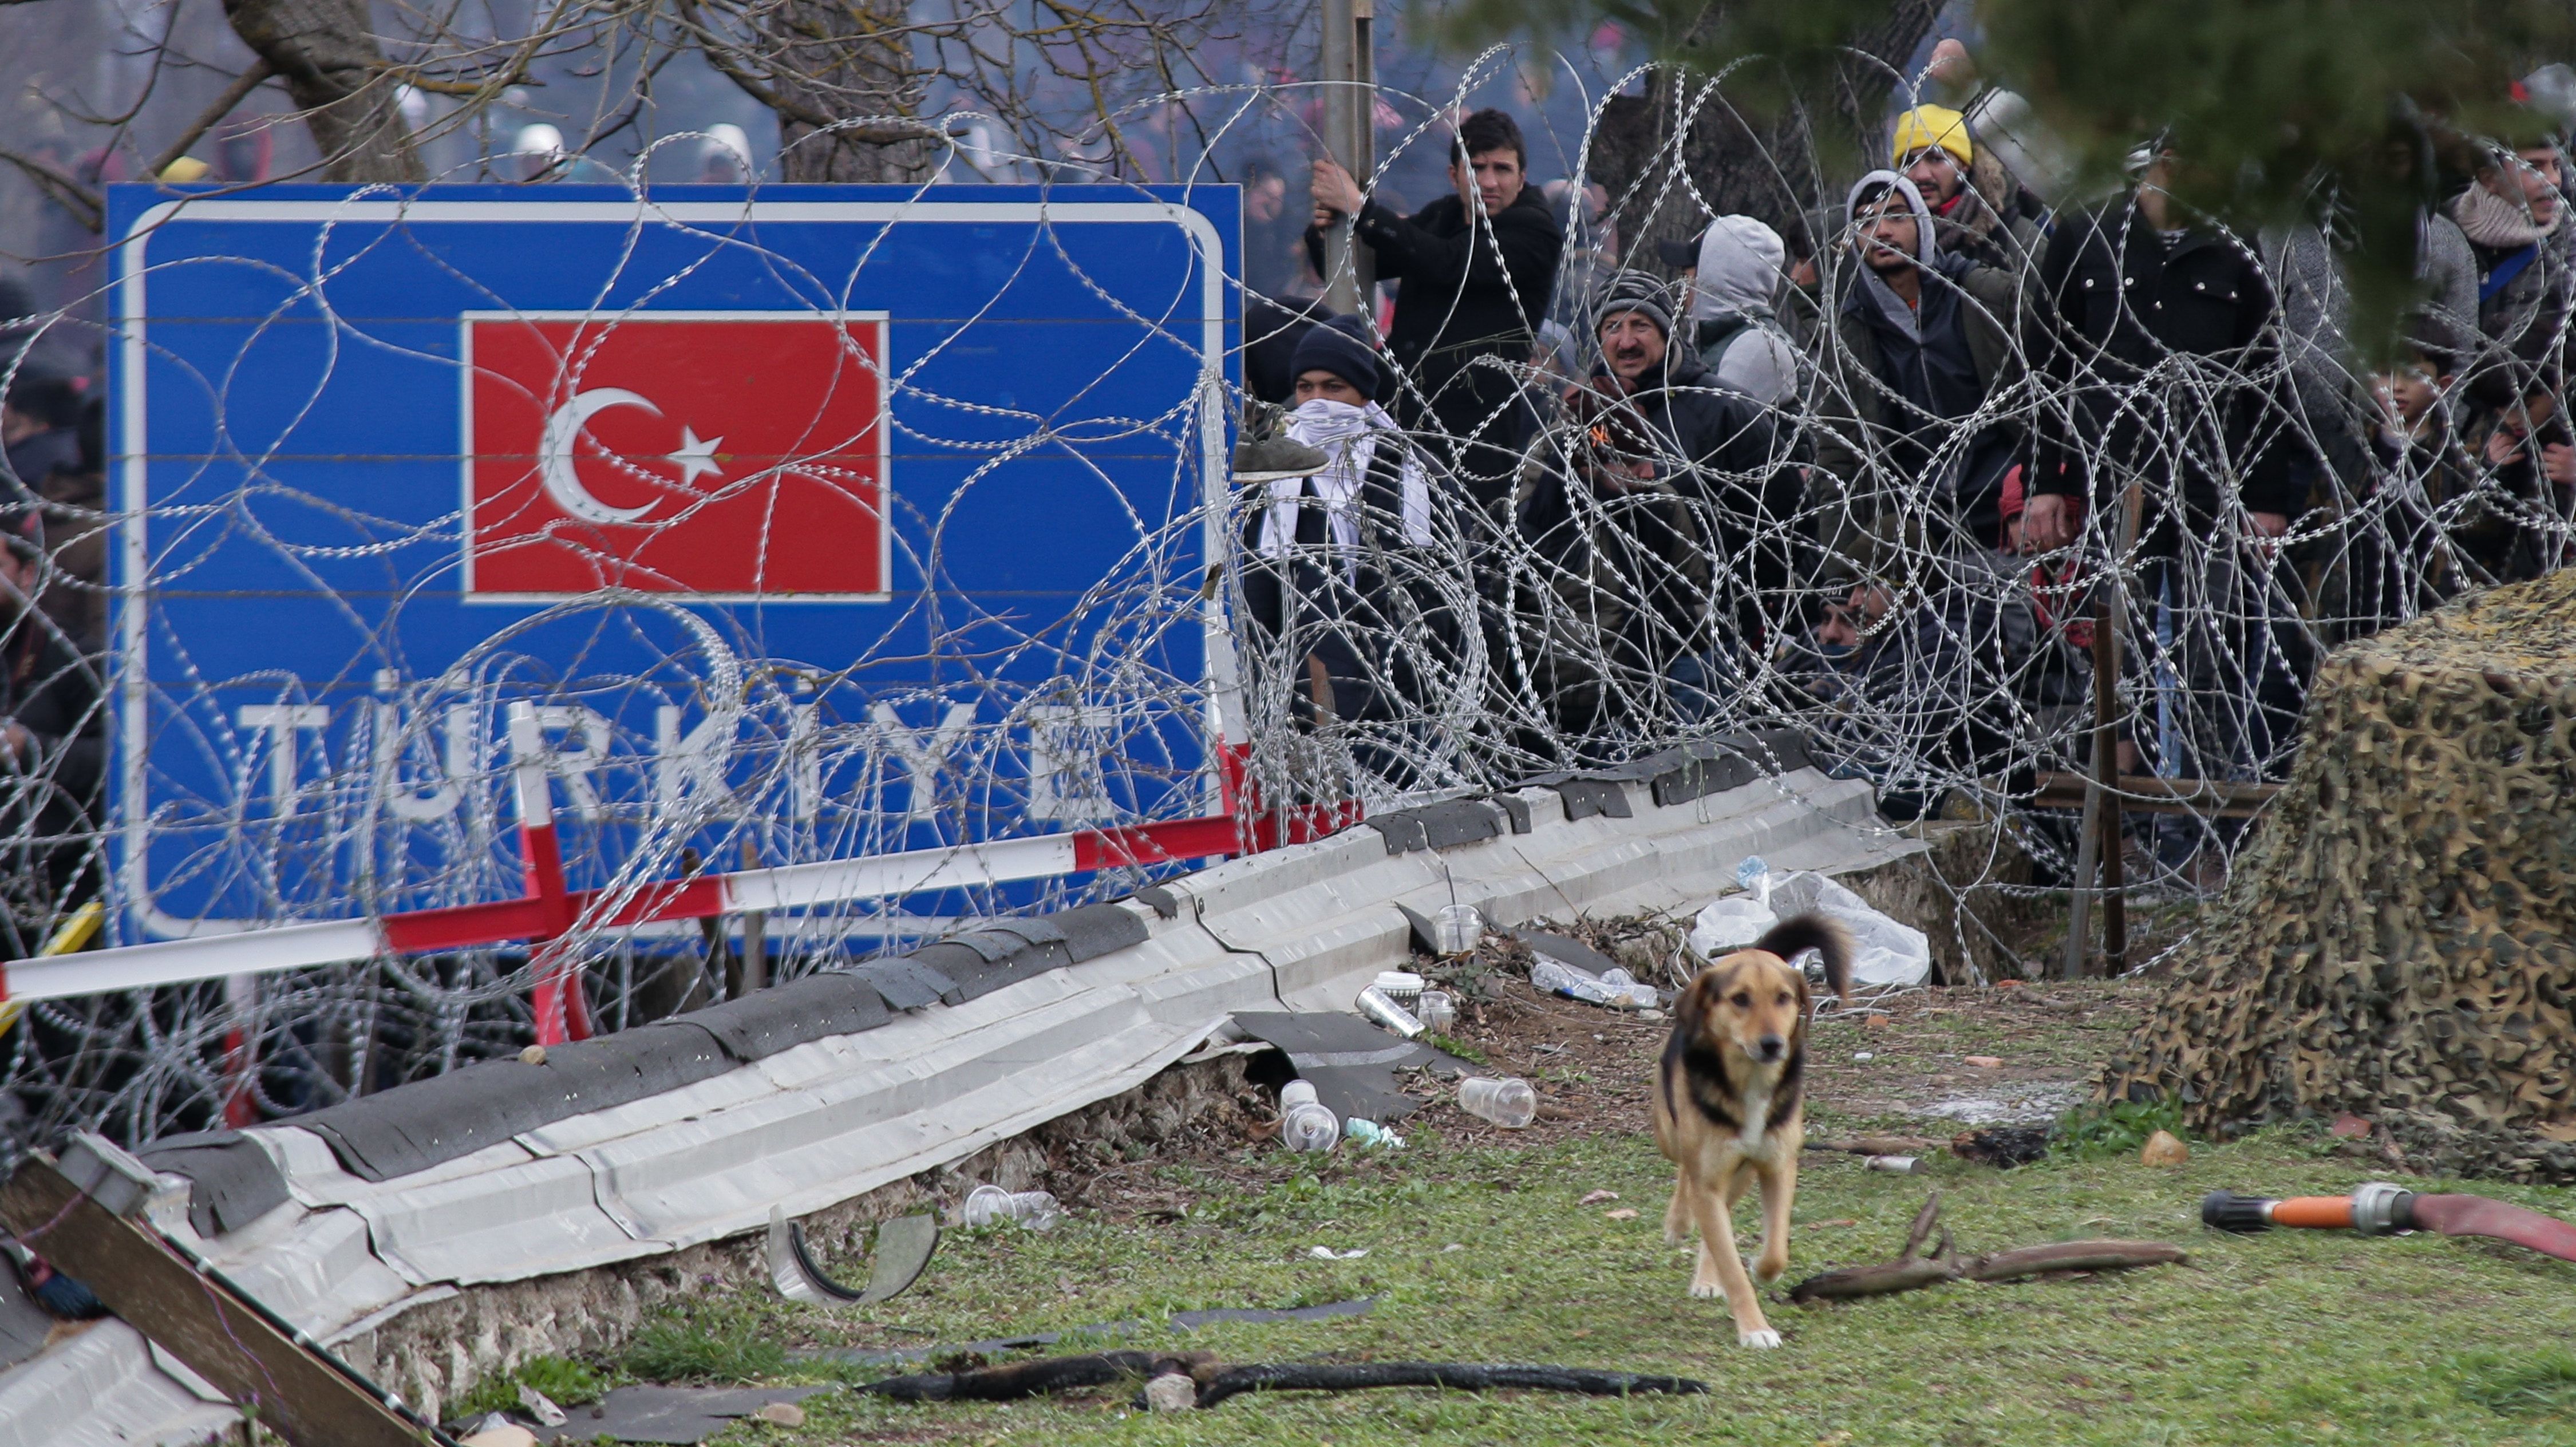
[{"x1": 465, "y1": 313, "x2": 890, "y2": 598}]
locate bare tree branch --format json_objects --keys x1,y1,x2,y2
[{"x1": 146, "y1": 59, "x2": 278, "y2": 180}]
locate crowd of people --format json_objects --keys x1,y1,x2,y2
[
  {"x1": 1230, "y1": 98, "x2": 2576, "y2": 879},
  {"x1": 0, "y1": 353, "x2": 105, "y2": 954}
]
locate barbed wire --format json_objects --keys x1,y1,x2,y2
[{"x1": 0, "y1": 48, "x2": 2568, "y2": 1152}]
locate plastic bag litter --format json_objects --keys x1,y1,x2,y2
[
  {"x1": 1765, "y1": 871, "x2": 1931, "y2": 989},
  {"x1": 1687, "y1": 855, "x2": 1780, "y2": 958},
  {"x1": 1688, "y1": 898, "x2": 1778, "y2": 958},
  {"x1": 1688, "y1": 859, "x2": 1931, "y2": 990}
]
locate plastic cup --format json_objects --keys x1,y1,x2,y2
[
  {"x1": 962, "y1": 1184, "x2": 1062, "y2": 1229},
  {"x1": 1282, "y1": 1101, "x2": 1340, "y2": 1152},
  {"x1": 1416, "y1": 990, "x2": 1456, "y2": 1033},
  {"x1": 1458, "y1": 1076, "x2": 1538, "y2": 1128},
  {"x1": 1281, "y1": 1079, "x2": 1319, "y2": 1109},
  {"x1": 1355, "y1": 985, "x2": 1424, "y2": 1038},
  {"x1": 961, "y1": 1183, "x2": 1012, "y2": 1226},
  {"x1": 1432, "y1": 904, "x2": 1483, "y2": 954}
]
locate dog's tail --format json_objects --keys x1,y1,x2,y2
[{"x1": 1751, "y1": 912, "x2": 1854, "y2": 1006}]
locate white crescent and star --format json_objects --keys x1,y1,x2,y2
[{"x1": 537, "y1": 388, "x2": 726, "y2": 525}]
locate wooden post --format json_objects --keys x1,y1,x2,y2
[
  {"x1": 2065, "y1": 472, "x2": 2146, "y2": 978},
  {"x1": 738, "y1": 835, "x2": 768, "y2": 994},
  {"x1": 0, "y1": 1154, "x2": 446, "y2": 1447},
  {"x1": 1318, "y1": 0, "x2": 1374, "y2": 317}
]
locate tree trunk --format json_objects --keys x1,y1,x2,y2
[
  {"x1": 1587, "y1": 2, "x2": 1939, "y2": 275},
  {"x1": 2102, "y1": 568, "x2": 2576, "y2": 1184},
  {"x1": 222, "y1": 0, "x2": 422, "y2": 183},
  {"x1": 763, "y1": 0, "x2": 934, "y2": 184}
]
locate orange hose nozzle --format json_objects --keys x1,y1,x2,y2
[{"x1": 2269, "y1": 1195, "x2": 2357, "y2": 1230}]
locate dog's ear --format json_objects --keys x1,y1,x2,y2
[{"x1": 1674, "y1": 962, "x2": 1728, "y2": 1039}]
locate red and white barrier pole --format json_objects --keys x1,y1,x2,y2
[{"x1": 0, "y1": 641, "x2": 1360, "y2": 1017}]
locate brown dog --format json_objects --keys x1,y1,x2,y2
[{"x1": 1652, "y1": 912, "x2": 1854, "y2": 1348}]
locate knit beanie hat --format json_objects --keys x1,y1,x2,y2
[
  {"x1": 1892, "y1": 105, "x2": 1972, "y2": 168},
  {"x1": 1287, "y1": 313, "x2": 1384, "y2": 398},
  {"x1": 1591, "y1": 270, "x2": 1676, "y2": 338}
]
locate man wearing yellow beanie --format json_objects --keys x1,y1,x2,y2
[{"x1": 1891, "y1": 104, "x2": 2044, "y2": 271}]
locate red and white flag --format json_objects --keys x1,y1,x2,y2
[{"x1": 464, "y1": 313, "x2": 890, "y2": 598}]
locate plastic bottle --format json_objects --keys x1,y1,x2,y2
[
  {"x1": 1457, "y1": 1076, "x2": 1537, "y2": 1128},
  {"x1": 1415, "y1": 990, "x2": 1456, "y2": 1033},
  {"x1": 1531, "y1": 955, "x2": 1618, "y2": 1005},
  {"x1": 961, "y1": 1184, "x2": 1064, "y2": 1230},
  {"x1": 1597, "y1": 967, "x2": 1658, "y2": 1009},
  {"x1": 1278, "y1": 1080, "x2": 1340, "y2": 1153}
]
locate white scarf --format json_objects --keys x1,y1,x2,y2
[
  {"x1": 2449, "y1": 177, "x2": 2563, "y2": 251},
  {"x1": 1255, "y1": 400, "x2": 1433, "y2": 573}
]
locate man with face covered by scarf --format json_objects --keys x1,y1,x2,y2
[{"x1": 1232, "y1": 315, "x2": 1449, "y2": 756}]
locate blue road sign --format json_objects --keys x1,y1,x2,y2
[{"x1": 107, "y1": 184, "x2": 1239, "y2": 942}]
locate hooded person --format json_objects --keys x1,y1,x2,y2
[
  {"x1": 1654, "y1": 216, "x2": 1803, "y2": 406},
  {"x1": 1891, "y1": 104, "x2": 2047, "y2": 273},
  {"x1": 1804, "y1": 172, "x2": 2038, "y2": 788},
  {"x1": 1232, "y1": 314, "x2": 1452, "y2": 742},
  {"x1": 1811, "y1": 171, "x2": 2033, "y2": 559}
]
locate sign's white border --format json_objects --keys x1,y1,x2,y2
[{"x1": 113, "y1": 196, "x2": 1231, "y2": 940}]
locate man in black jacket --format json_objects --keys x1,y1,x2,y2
[
  {"x1": 1310, "y1": 108, "x2": 1562, "y2": 515},
  {"x1": 1502, "y1": 272, "x2": 1800, "y2": 752},
  {"x1": 2025, "y1": 149, "x2": 2309, "y2": 868}
]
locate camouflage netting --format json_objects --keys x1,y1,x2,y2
[{"x1": 2102, "y1": 568, "x2": 2576, "y2": 1183}]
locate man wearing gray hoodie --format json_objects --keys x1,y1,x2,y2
[
  {"x1": 1811, "y1": 171, "x2": 2034, "y2": 554},
  {"x1": 1806, "y1": 171, "x2": 2038, "y2": 789},
  {"x1": 1657, "y1": 216, "x2": 1803, "y2": 407}
]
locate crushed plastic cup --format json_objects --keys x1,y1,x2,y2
[
  {"x1": 1736, "y1": 854, "x2": 1774, "y2": 902},
  {"x1": 1281, "y1": 1084, "x2": 1341, "y2": 1153},
  {"x1": 962, "y1": 1184, "x2": 1063, "y2": 1230},
  {"x1": 1344, "y1": 1117, "x2": 1405, "y2": 1149},
  {"x1": 1432, "y1": 904, "x2": 1483, "y2": 954},
  {"x1": 1415, "y1": 990, "x2": 1457, "y2": 1033},
  {"x1": 1457, "y1": 1076, "x2": 1537, "y2": 1128}
]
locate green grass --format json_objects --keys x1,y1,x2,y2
[
  {"x1": 619, "y1": 1127, "x2": 2576, "y2": 1446},
  {"x1": 450, "y1": 1353, "x2": 607, "y2": 1418},
  {"x1": 594, "y1": 981, "x2": 2576, "y2": 1445},
  {"x1": 623, "y1": 1316, "x2": 791, "y2": 1384},
  {"x1": 2052, "y1": 1097, "x2": 2187, "y2": 1161}
]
